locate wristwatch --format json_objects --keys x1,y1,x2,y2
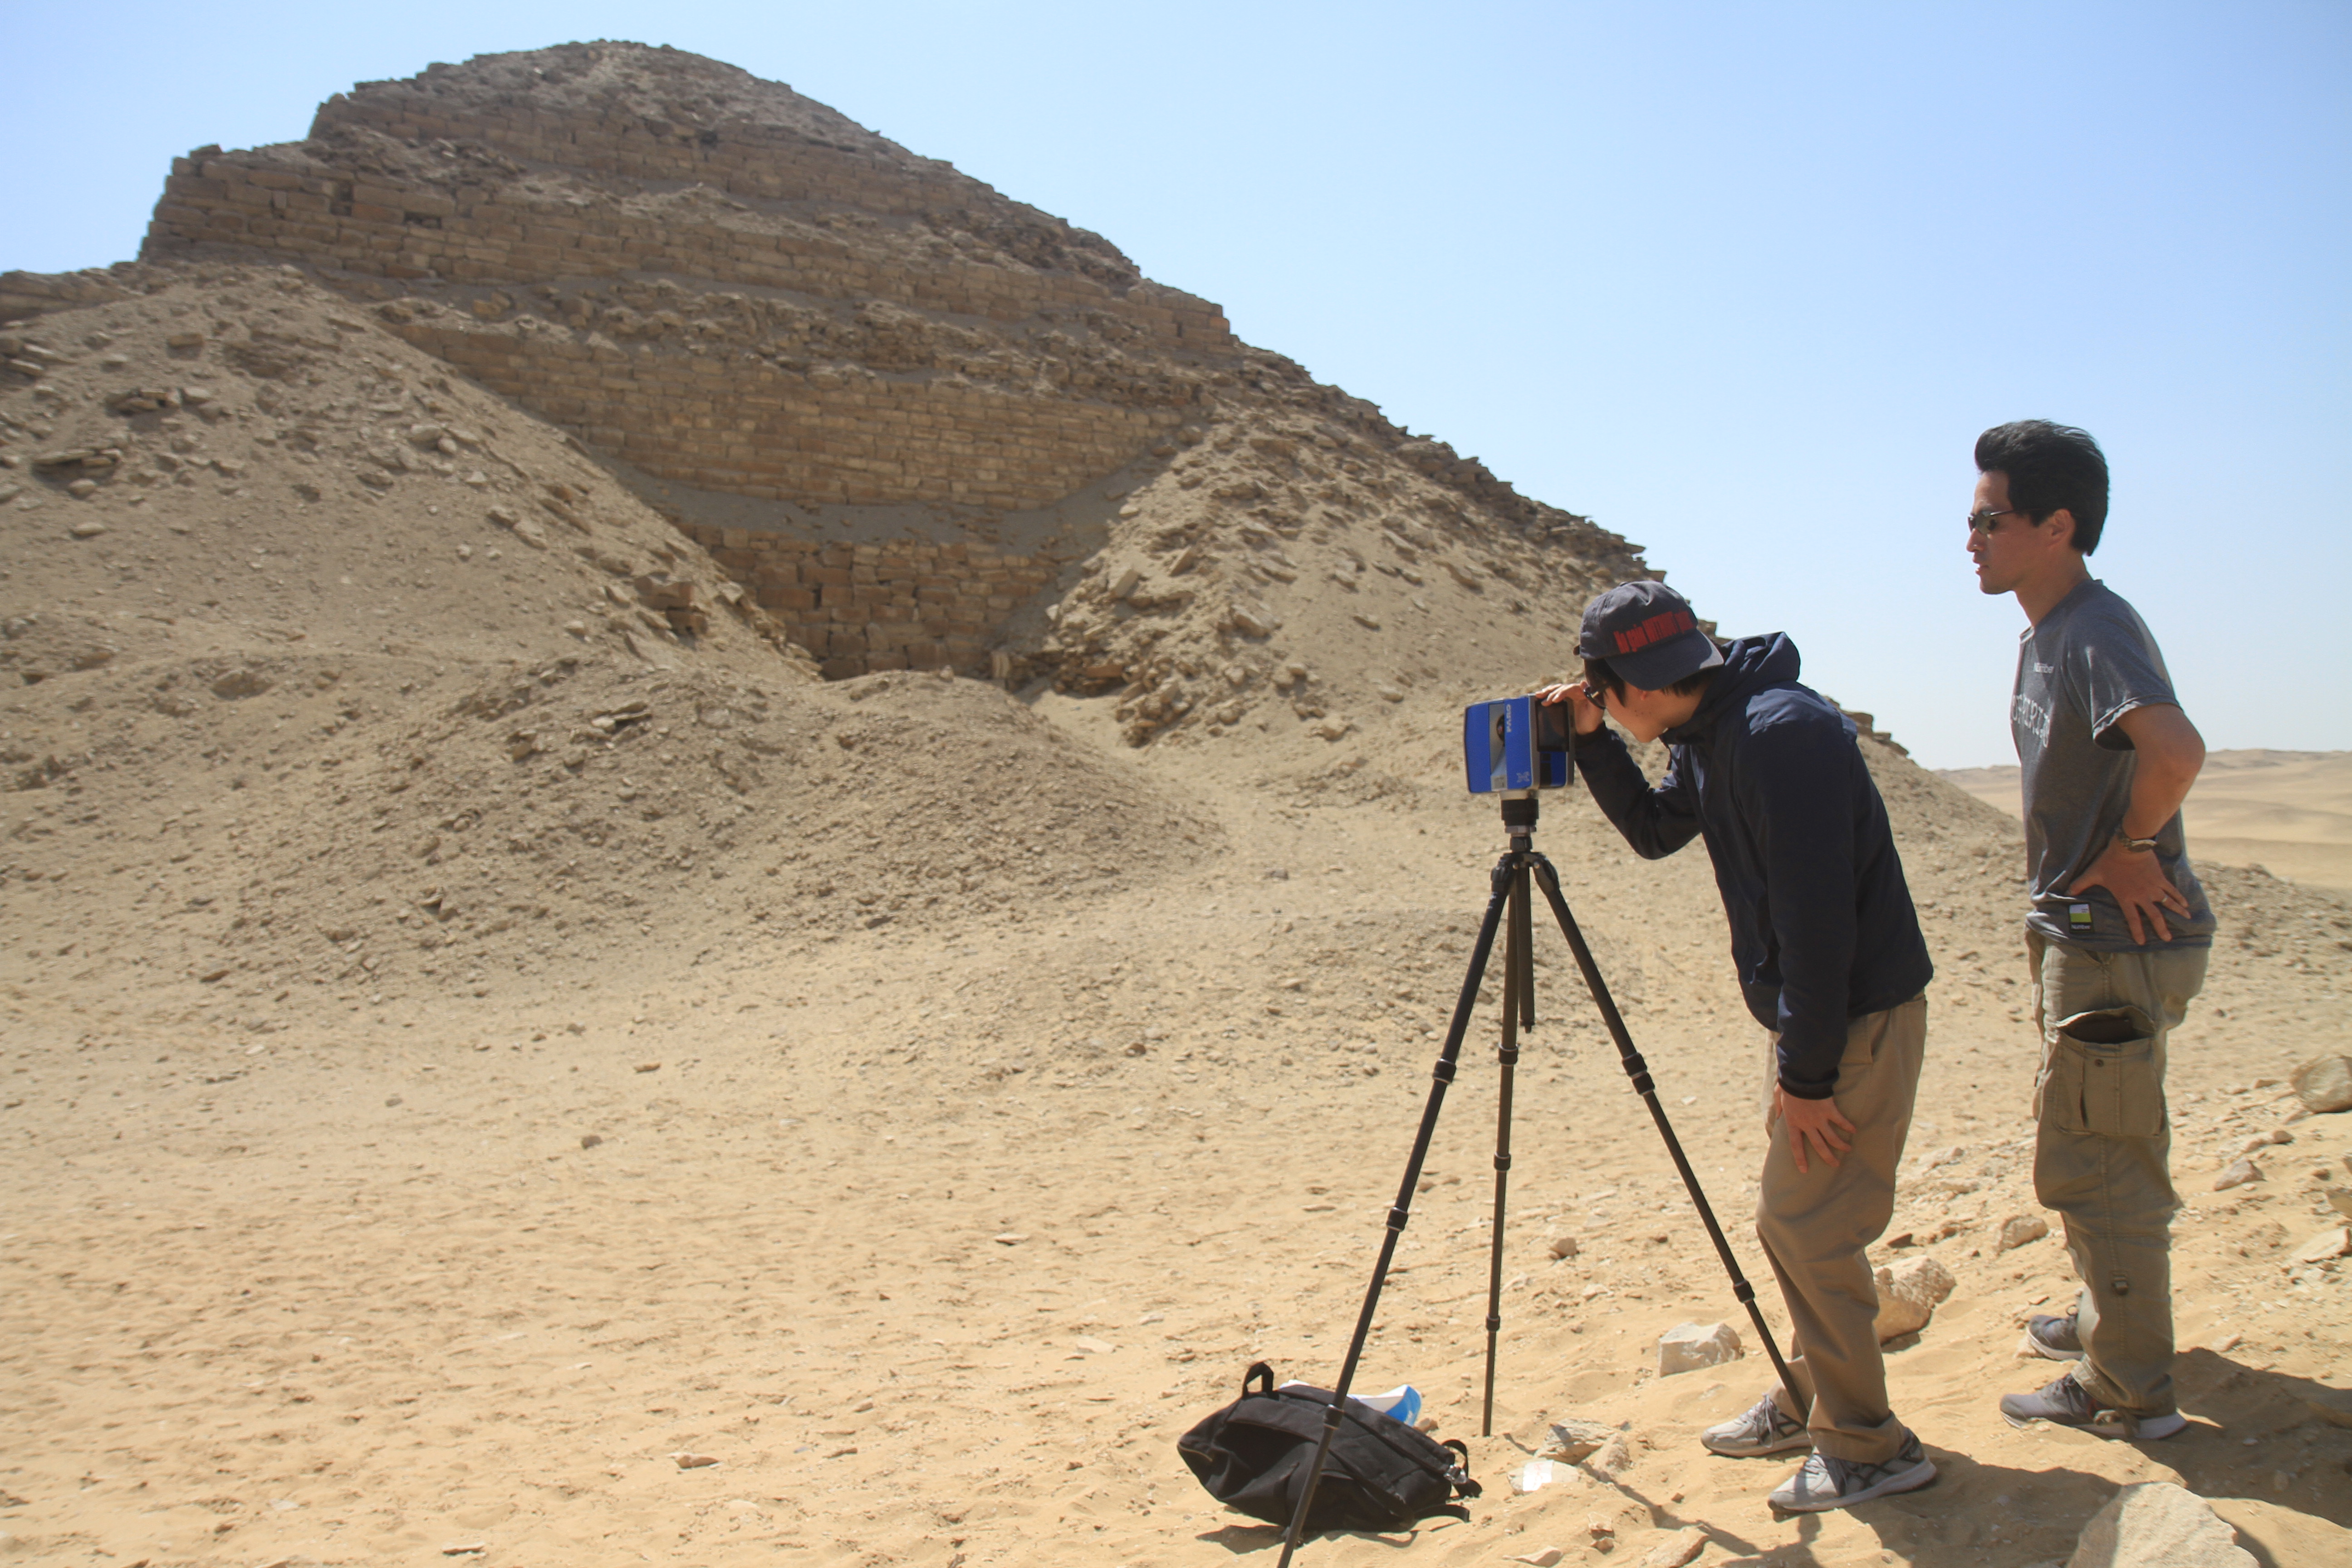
[{"x1": 2113, "y1": 828, "x2": 2160, "y2": 854}]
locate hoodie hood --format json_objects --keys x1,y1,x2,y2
[{"x1": 1668, "y1": 632, "x2": 1808, "y2": 745}]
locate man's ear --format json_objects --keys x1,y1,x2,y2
[{"x1": 2043, "y1": 507, "x2": 2080, "y2": 553}]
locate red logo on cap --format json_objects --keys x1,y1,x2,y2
[{"x1": 1614, "y1": 609, "x2": 1695, "y2": 654}]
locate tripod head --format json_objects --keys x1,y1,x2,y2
[{"x1": 1499, "y1": 791, "x2": 1538, "y2": 846}]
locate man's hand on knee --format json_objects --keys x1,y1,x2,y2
[{"x1": 1772, "y1": 1088, "x2": 1855, "y2": 1175}]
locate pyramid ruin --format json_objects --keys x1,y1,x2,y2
[{"x1": 10, "y1": 41, "x2": 1646, "y2": 725}]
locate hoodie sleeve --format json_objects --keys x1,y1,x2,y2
[
  {"x1": 1573, "y1": 725, "x2": 1704, "y2": 860},
  {"x1": 1743, "y1": 716, "x2": 1859, "y2": 1099}
]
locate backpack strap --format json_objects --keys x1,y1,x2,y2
[
  {"x1": 1242, "y1": 1362, "x2": 1275, "y2": 1397},
  {"x1": 1440, "y1": 1439, "x2": 1483, "y2": 1500}
]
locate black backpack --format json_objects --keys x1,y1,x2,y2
[{"x1": 1177, "y1": 1363, "x2": 1481, "y2": 1533}]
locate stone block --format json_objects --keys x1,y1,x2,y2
[
  {"x1": 1656, "y1": 1321, "x2": 1741, "y2": 1377},
  {"x1": 1998, "y1": 1214, "x2": 2052, "y2": 1252},
  {"x1": 1536, "y1": 1418, "x2": 1614, "y2": 1462},
  {"x1": 2291, "y1": 1055, "x2": 2352, "y2": 1114},
  {"x1": 1873, "y1": 1255, "x2": 1955, "y2": 1340}
]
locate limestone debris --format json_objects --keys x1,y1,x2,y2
[
  {"x1": 2290, "y1": 1053, "x2": 2352, "y2": 1113},
  {"x1": 1997, "y1": 1212, "x2": 2052, "y2": 1251},
  {"x1": 1656, "y1": 1320, "x2": 1742, "y2": 1376},
  {"x1": 2063, "y1": 1481, "x2": 2256, "y2": 1568},
  {"x1": 1872, "y1": 1254, "x2": 1956, "y2": 1340}
]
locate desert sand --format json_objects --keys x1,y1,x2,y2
[
  {"x1": 1943, "y1": 753, "x2": 2352, "y2": 901},
  {"x1": 3, "y1": 45, "x2": 2349, "y2": 1568}
]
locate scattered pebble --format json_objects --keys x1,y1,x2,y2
[
  {"x1": 2214, "y1": 1157, "x2": 2264, "y2": 1191},
  {"x1": 1997, "y1": 1213, "x2": 2051, "y2": 1251}
]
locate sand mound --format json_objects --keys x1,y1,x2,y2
[{"x1": 0, "y1": 275, "x2": 1210, "y2": 1031}]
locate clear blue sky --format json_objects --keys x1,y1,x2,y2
[{"x1": 6, "y1": 2, "x2": 2346, "y2": 768}]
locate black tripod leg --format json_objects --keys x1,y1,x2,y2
[
  {"x1": 1275, "y1": 857, "x2": 1513, "y2": 1568},
  {"x1": 1528, "y1": 855, "x2": 1799, "y2": 1397},
  {"x1": 1515, "y1": 867, "x2": 1537, "y2": 1029},
  {"x1": 1480, "y1": 856, "x2": 1527, "y2": 1437}
]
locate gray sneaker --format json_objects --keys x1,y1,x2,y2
[
  {"x1": 1999, "y1": 1371, "x2": 2186, "y2": 1440},
  {"x1": 2020, "y1": 1310, "x2": 2084, "y2": 1361},
  {"x1": 1701, "y1": 1394, "x2": 1813, "y2": 1457},
  {"x1": 1768, "y1": 1431, "x2": 1936, "y2": 1512}
]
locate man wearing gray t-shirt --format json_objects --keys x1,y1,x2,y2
[{"x1": 1967, "y1": 420, "x2": 2210, "y2": 1442}]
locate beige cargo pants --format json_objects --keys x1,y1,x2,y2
[
  {"x1": 1757, "y1": 994, "x2": 1928, "y2": 1464},
  {"x1": 2027, "y1": 930, "x2": 2209, "y2": 1417}
]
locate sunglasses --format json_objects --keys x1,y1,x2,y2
[{"x1": 1967, "y1": 507, "x2": 2029, "y2": 534}]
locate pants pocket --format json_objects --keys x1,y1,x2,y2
[{"x1": 2036, "y1": 1005, "x2": 2164, "y2": 1137}]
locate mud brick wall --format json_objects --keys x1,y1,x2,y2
[
  {"x1": 142, "y1": 150, "x2": 1218, "y2": 510},
  {"x1": 144, "y1": 150, "x2": 1230, "y2": 348},
  {"x1": 396, "y1": 317, "x2": 1179, "y2": 510},
  {"x1": 129, "y1": 45, "x2": 1241, "y2": 679},
  {"x1": 685, "y1": 526, "x2": 1060, "y2": 680}
]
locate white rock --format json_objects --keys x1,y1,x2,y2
[
  {"x1": 1513, "y1": 1459, "x2": 1557, "y2": 1493},
  {"x1": 2290, "y1": 1226, "x2": 2351, "y2": 1264},
  {"x1": 1539, "y1": 1417, "x2": 1615, "y2": 1462},
  {"x1": 1657, "y1": 1320, "x2": 1742, "y2": 1377},
  {"x1": 2213, "y1": 1157, "x2": 2264, "y2": 1191},
  {"x1": 2064, "y1": 1481, "x2": 2255, "y2": 1568},
  {"x1": 2290, "y1": 1054, "x2": 2352, "y2": 1114},
  {"x1": 1226, "y1": 598, "x2": 1279, "y2": 638},
  {"x1": 1873, "y1": 1255, "x2": 1957, "y2": 1340},
  {"x1": 1507, "y1": 1548, "x2": 1564, "y2": 1567},
  {"x1": 1548, "y1": 1234, "x2": 1580, "y2": 1259},
  {"x1": 1998, "y1": 1213, "x2": 2051, "y2": 1252}
]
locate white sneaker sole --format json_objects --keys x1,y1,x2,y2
[
  {"x1": 1701, "y1": 1430, "x2": 1813, "y2": 1457},
  {"x1": 1770, "y1": 1455, "x2": 1937, "y2": 1512},
  {"x1": 2001, "y1": 1406, "x2": 2186, "y2": 1441}
]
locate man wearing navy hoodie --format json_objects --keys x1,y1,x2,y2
[{"x1": 1543, "y1": 582, "x2": 1936, "y2": 1512}]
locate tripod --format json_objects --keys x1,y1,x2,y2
[{"x1": 1275, "y1": 793, "x2": 1796, "y2": 1565}]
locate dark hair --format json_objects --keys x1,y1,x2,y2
[
  {"x1": 1973, "y1": 420, "x2": 2109, "y2": 554},
  {"x1": 1583, "y1": 651, "x2": 1719, "y2": 701}
]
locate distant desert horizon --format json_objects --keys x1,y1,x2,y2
[{"x1": 1938, "y1": 749, "x2": 2352, "y2": 898}]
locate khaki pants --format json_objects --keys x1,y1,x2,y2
[
  {"x1": 1757, "y1": 994, "x2": 1927, "y2": 1464},
  {"x1": 2027, "y1": 931, "x2": 2209, "y2": 1417}
]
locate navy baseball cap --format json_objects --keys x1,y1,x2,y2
[{"x1": 1577, "y1": 581, "x2": 1724, "y2": 690}]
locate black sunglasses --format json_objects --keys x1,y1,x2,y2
[{"x1": 1967, "y1": 507, "x2": 2029, "y2": 534}]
